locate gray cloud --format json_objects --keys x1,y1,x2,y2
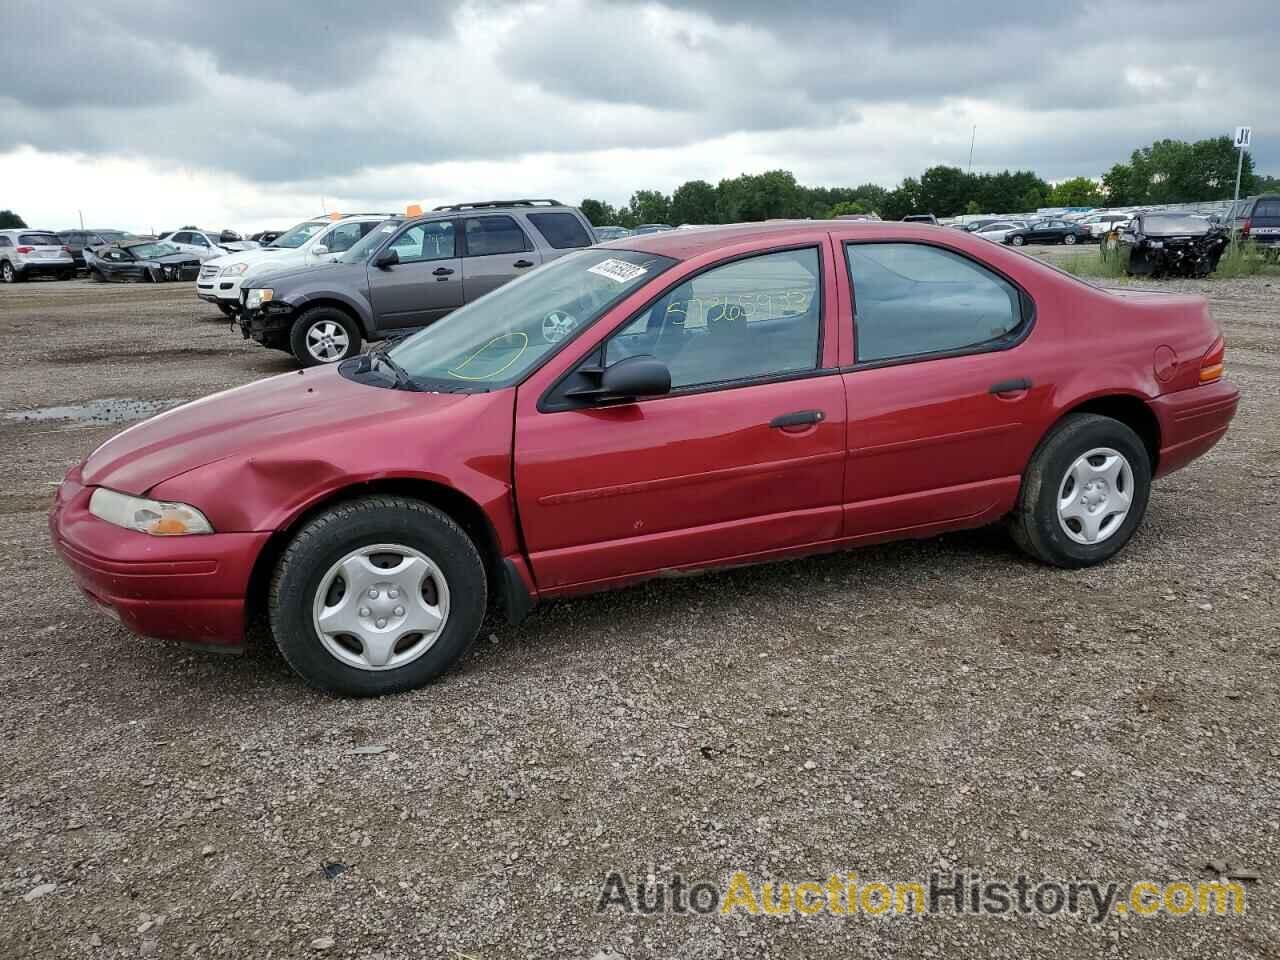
[{"x1": 0, "y1": 0, "x2": 1275, "y2": 192}]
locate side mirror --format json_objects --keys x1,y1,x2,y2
[
  {"x1": 566, "y1": 355, "x2": 671, "y2": 404},
  {"x1": 311, "y1": 244, "x2": 329, "y2": 256},
  {"x1": 374, "y1": 248, "x2": 399, "y2": 269}
]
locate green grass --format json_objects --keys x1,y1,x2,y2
[{"x1": 1214, "y1": 239, "x2": 1280, "y2": 278}]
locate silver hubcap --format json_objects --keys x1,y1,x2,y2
[
  {"x1": 311, "y1": 544, "x2": 450, "y2": 671},
  {"x1": 306, "y1": 320, "x2": 350, "y2": 362},
  {"x1": 1057, "y1": 447, "x2": 1134, "y2": 545},
  {"x1": 1065, "y1": 234, "x2": 1076, "y2": 244}
]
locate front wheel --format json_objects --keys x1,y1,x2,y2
[
  {"x1": 217, "y1": 302, "x2": 237, "y2": 318},
  {"x1": 290, "y1": 306, "x2": 361, "y2": 366},
  {"x1": 1011, "y1": 235, "x2": 1025, "y2": 246},
  {"x1": 269, "y1": 496, "x2": 488, "y2": 696},
  {"x1": 1009, "y1": 413, "x2": 1151, "y2": 568}
]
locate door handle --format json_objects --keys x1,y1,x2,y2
[
  {"x1": 433, "y1": 267, "x2": 454, "y2": 276},
  {"x1": 513, "y1": 259, "x2": 534, "y2": 268},
  {"x1": 989, "y1": 377, "x2": 1032, "y2": 396},
  {"x1": 769, "y1": 409, "x2": 825, "y2": 429}
]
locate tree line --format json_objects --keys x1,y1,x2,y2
[{"x1": 581, "y1": 137, "x2": 1277, "y2": 227}]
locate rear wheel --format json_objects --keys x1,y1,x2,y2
[
  {"x1": 269, "y1": 496, "x2": 488, "y2": 696},
  {"x1": 289, "y1": 306, "x2": 361, "y2": 366},
  {"x1": 1063, "y1": 233, "x2": 1077, "y2": 245},
  {"x1": 1010, "y1": 413, "x2": 1151, "y2": 568},
  {"x1": 1011, "y1": 235, "x2": 1025, "y2": 246},
  {"x1": 1, "y1": 261, "x2": 18, "y2": 283}
]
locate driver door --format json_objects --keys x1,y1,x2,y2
[
  {"x1": 513, "y1": 243, "x2": 847, "y2": 594},
  {"x1": 367, "y1": 220, "x2": 464, "y2": 330}
]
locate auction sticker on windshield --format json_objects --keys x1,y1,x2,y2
[{"x1": 588, "y1": 258, "x2": 649, "y2": 284}]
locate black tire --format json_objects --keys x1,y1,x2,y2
[
  {"x1": 268, "y1": 496, "x2": 487, "y2": 696},
  {"x1": 217, "y1": 302, "x2": 237, "y2": 318},
  {"x1": 1011, "y1": 235, "x2": 1025, "y2": 246},
  {"x1": 1009, "y1": 413, "x2": 1151, "y2": 568},
  {"x1": 59, "y1": 269, "x2": 76, "y2": 281},
  {"x1": 1, "y1": 260, "x2": 19, "y2": 283},
  {"x1": 289, "y1": 306, "x2": 361, "y2": 367},
  {"x1": 1063, "y1": 233, "x2": 1077, "y2": 245},
  {"x1": 89, "y1": 267, "x2": 107, "y2": 282}
]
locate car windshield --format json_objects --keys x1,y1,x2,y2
[
  {"x1": 268, "y1": 220, "x2": 327, "y2": 249},
  {"x1": 338, "y1": 219, "x2": 404, "y2": 262},
  {"x1": 127, "y1": 242, "x2": 179, "y2": 258},
  {"x1": 386, "y1": 249, "x2": 676, "y2": 390}
]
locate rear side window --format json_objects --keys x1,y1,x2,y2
[
  {"x1": 527, "y1": 212, "x2": 593, "y2": 249},
  {"x1": 19, "y1": 233, "x2": 61, "y2": 246},
  {"x1": 1254, "y1": 200, "x2": 1280, "y2": 218},
  {"x1": 846, "y1": 243, "x2": 1023, "y2": 363},
  {"x1": 463, "y1": 216, "x2": 531, "y2": 256}
]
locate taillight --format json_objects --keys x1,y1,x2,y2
[
  {"x1": 1241, "y1": 218, "x2": 1251, "y2": 238},
  {"x1": 1200, "y1": 336, "x2": 1225, "y2": 384},
  {"x1": 62, "y1": 245, "x2": 72, "y2": 252},
  {"x1": 15, "y1": 245, "x2": 32, "y2": 254}
]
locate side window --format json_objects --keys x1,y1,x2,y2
[
  {"x1": 0, "y1": 236, "x2": 10, "y2": 248},
  {"x1": 527, "y1": 212, "x2": 592, "y2": 250},
  {"x1": 171, "y1": 232, "x2": 190, "y2": 244},
  {"x1": 846, "y1": 243, "x2": 1023, "y2": 363},
  {"x1": 191, "y1": 233, "x2": 210, "y2": 247},
  {"x1": 604, "y1": 247, "x2": 822, "y2": 391},
  {"x1": 388, "y1": 221, "x2": 456, "y2": 263},
  {"x1": 324, "y1": 222, "x2": 366, "y2": 253},
  {"x1": 463, "y1": 215, "x2": 531, "y2": 256}
]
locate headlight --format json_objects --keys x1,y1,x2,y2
[
  {"x1": 89, "y1": 488, "x2": 214, "y2": 536},
  {"x1": 221, "y1": 262, "x2": 249, "y2": 277},
  {"x1": 245, "y1": 288, "x2": 274, "y2": 309}
]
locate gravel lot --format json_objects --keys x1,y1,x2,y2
[{"x1": 1, "y1": 258, "x2": 1277, "y2": 959}]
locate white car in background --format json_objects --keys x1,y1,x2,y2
[
  {"x1": 1080, "y1": 213, "x2": 1133, "y2": 241},
  {"x1": 158, "y1": 229, "x2": 257, "y2": 261},
  {"x1": 195, "y1": 215, "x2": 389, "y2": 316},
  {"x1": 972, "y1": 221, "x2": 1027, "y2": 243}
]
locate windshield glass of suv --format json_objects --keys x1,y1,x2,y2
[
  {"x1": 268, "y1": 220, "x2": 327, "y2": 249},
  {"x1": 339, "y1": 219, "x2": 403, "y2": 263},
  {"x1": 388, "y1": 249, "x2": 675, "y2": 389}
]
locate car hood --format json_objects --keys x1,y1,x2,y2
[
  {"x1": 245, "y1": 258, "x2": 361, "y2": 289},
  {"x1": 80, "y1": 365, "x2": 471, "y2": 495},
  {"x1": 206, "y1": 247, "x2": 294, "y2": 269}
]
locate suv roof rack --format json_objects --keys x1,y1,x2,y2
[{"x1": 431, "y1": 199, "x2": 563, "y2": 211}]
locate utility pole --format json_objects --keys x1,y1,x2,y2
[
  {"x1": 78, "y1": 209, "x2": 84, "y2": 229},
  {"x1": 967, "y1": 125, "x2": 976, "y2": 176}
]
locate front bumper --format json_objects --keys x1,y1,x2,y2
[
  {"x1": 1150, "y1": 379, "x2": 1240, "y2": 478},
  {"x1": 237, "y1": 302, "x2": 295, "y2": 347},
  {"x1": 49, "y1": 471, "x2": 271, "y2": 649}
]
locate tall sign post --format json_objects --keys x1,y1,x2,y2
[{"x1": 1233, "y1": 126, "x2": 1252, "y2": 202}]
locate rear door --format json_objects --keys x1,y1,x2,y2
[
  {"x1": 840, "y1": 239, "x2": 1050, "y2": 538},
  {"x1": 460, "y1": 215, "x2": 542, "y2": 301},
  {"x1": 514, "y1": 243, "x2": 847, "y2": 592},
  {"x1": 367, "y1": 219, "x2": 463, "y2": 330}
]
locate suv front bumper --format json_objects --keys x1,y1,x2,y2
[{"x1": 237, "y1": 302, "x2": 296, "y2": 348}]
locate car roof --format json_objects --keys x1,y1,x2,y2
[{"x1": 610, "y1": 220, "x2": 995, "y2": 259}]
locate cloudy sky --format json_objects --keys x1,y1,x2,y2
[{"x1": 1, "y1": 0, "x2": 1274, "y2": 233}]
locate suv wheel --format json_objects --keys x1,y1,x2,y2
[
  {"x1": 1011, "y1": 235, "x2": 1025, "y2": 246},
  {"x1": 269, "y1": 496, "x2": 488, "y2": 696},
  {"x1": 1010, "y1": 413, "x2": 1151, "y2": 568},
  {"x1": 290, "y1": 307, "x2": 361, "y2": 366},
  {"x1": 1, "y1": 261, "x2": 17, "y2": 283}
]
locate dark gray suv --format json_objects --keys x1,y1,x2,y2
[{"x1": 237, "y1": 200, "x2": 597, "y2": 365}]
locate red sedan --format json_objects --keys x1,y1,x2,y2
[{"x1": 50, "y1": 222, "x2": 1239, "y2": 695}]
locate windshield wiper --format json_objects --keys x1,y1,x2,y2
[{"x1": 371, "y1": 350, "x2": 420, "y2": 392}]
